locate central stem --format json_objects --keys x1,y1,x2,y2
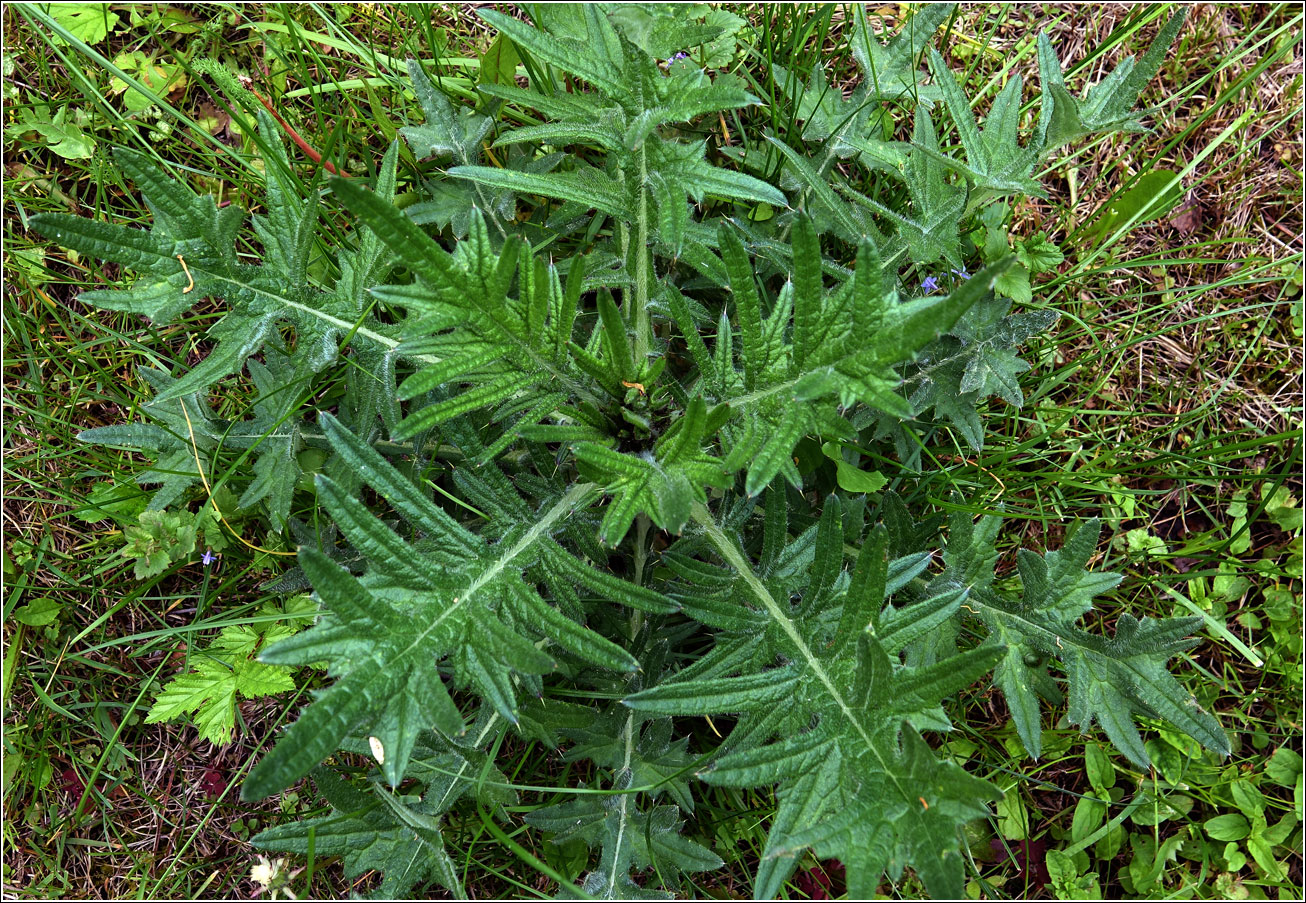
[
  {"x1": 689, "y1": 502, "x2": 913, "y2": 802},
  {"x1": 630, "y1": 514, "x2": 651, "y2": 640},
  {"x1": 633, "y1": 145, "x2": 652, "y2": 364},
  {"x1": 605, "y1": 710, "x2": 636, "y2": 898}
]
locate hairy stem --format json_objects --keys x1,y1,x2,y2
[
  {"x1": 633, "y1": 145, "x2": 652, "y2": 363},
  {"x1": 631, "y1": 514, "x2": 651, "y2": 640},
  {"x1": 605, "y1": 710, "x2": 637, "y2": 898}
]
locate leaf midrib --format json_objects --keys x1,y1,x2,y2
[
  {"x1": 691, "y1": 505, "x2": 912, "y2": 800},
  {"x1": 398, "y1": 482, "x2": 598, "y2": 663}
]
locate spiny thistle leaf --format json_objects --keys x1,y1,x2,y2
[
  {"x1": 243, "y1": 474, "x2": 641, "y2": 799},
  {"x1": 704, "y1": 214, "x2": 1012, "y2": 494},
  {"x1": 1035, "y1": 11, "x2": 1187, "y2": 151},
  {"x1": 926, "y1": 50, "x2": 1046, "y2": 198},
  {"x1": 941, "y1": 512, "x2": 1229, "y2": 764},
  {"x1": 252, "y1": 759, "x2": 475, "y2": 898},
  {"x1": 527, "y1": 700, "x2": 721, "y2": 898},
  {"x1": 660, "y1": 500, "x2": 1006, "y2": 898},
  {"x1": 852, "y1": 3, "x2": 955, "y2": 106}
]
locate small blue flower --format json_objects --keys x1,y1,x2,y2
[
  {"x1": 922, "y1": 268, "x2": 972, "y2": 295},
  {"x1": 202, "y1": 550, "x2": 215, "y2": 566}
]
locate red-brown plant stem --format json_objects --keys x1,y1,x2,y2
[{"x1": 246, "y1": 86, "x2": 350, "y2": 178}]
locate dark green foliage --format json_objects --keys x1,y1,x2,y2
[
  {"x1": 253, "y1": 726, "x2": 518, "y2": 898},
  {"x1": 32, "y1": 6, "x2": 1214, "y2": 899},
  {"x1": 1035, "y1": 11, "x2": 1189, "y2": 151},
  {"x1": 627, "y1": 498, "x2": 1011, "y2": 898},
  {"x1": 526, "y1": 705, "x2": 723, "y2": 899},
  {"x1": 942, "y1": 513, "x2": 1228, "y2": 765}
]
